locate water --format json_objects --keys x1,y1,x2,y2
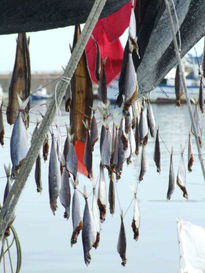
[{"x1": 1, "y1": 102, "x2": 205, "y2": 273}]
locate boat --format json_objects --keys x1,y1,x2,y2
[{"x1": 30, "y1": 85, "x2": 52, "y2": 101}]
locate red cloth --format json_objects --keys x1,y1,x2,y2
[
  {"x1": 85, "y1": 1, "x2": 133, "y2": 85},
  {"x1": 75, "y1": 140, "x2": 88, "y2": 177}
]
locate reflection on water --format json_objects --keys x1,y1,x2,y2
[{"x1": 1, "y1": 102, "x2": 205, "y2": 273}]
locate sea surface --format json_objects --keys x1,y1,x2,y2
[{"x1": 1, "y1": 99, "x2": 205, "y2": 273}]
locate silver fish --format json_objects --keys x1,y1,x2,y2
[
  {"x1": 154, "y1": 128, "x2": 161, "y2": 173},
  {"x1": 48, "y1": 134, "x2": 61, "y2": 215},
  {"x1": 116, "y1": 118, "x2": 126, "y2": 179},
  {"x1": 139, "y1": 145, "x2": 149, "y2": 182},
  {"x1": 127, "y1": 127, "x2": 136, "y2": 164},
  {"x1": 101, "y1": 122, "x2": 111, "y2": 169},
  {"x1": 177, "y1": 151, "x2": 188, "y2": 199},
  {"x1": 92, "y1": 186, "x2": 101, "y2": 249},
  {"x1": 59, "y1": 168, "x2": 71, "y2": 219},
  {"x1": 90, "y1": 112, "x2": 98, "y2": 151},
  {"x1": 139, "y1": 106, "x2": 148, "y2": 145},
  {"x1": 66, "y1": 136, "x2": 77, "y2": 180},
  {"x1": 188, "y1": 132, "x2": 194, "y2": 172},
  {"x1": 117, "y1": 215, "x2": 127, "y2": 266},
  {"x1": 192, "y1": 104, "x2": 202, "y2": 147},
  {"x1": 71, "y1": 187, "x2": 83, "y2": 246},
  {"x1": 167, "y1": 148, "x2": 175, "y2": 200},
  {"x1": 147, "y1": 100, "x2": 155, "y2": 137},
  {"x1": 129, "y1": 6, "x2": 137, "y2": 49},
  {"x1": 131, "y1": 193, "x2": 140, "y2": 241},
  {"x1": 83, "y1": 130, "x2": 93, "y2": 179},
  {"x1": 10, "y1": 96, "x2": 29, "y2": 175},
  {"x1": 97, "y1": 164, "x2": 107, "y2": 222},
  {"x1": 111, "y1": 124, "x2": 119, "y2": 172},
  {"x1": 82, "y1": 195, "x2": 96, "y2": 266}
]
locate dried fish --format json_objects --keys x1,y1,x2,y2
[
  {"x1": 82, "y1": 188, "x2": 96, "y2": 266},
  {"x1": 154, "y1": 128, "x2": 161, "y2": 173},
  {"x1": 98, "y1": 58, "x2": 107, "y2": 104},
  {"x1": 90, "y1": 112, "x2": 98, "y2": 151},
  {"x1": 97, "y1": 164, "x2": 107, "y2": 222},
  {"x1": 116, "y1": 118, "x2": 126, "y2": 179},
  {"x1": 43, "y1": 133, "x2": 49, "y2": 161},
  {"x1": 92, "y1": 185, "x2": 101, "y2": 249},
  {"x1": 108, "y1": 174, "x2": 115, "y2": 215},
  {"x1": 10, "y1": 96, "x2": 29, "y2": 175},
  {"x1": 100, "y1": 123, "x2": 106, "y2": 155},
  {"x1": 198, "y1": 75, "x2": 204, "y2": 113},
  {"x1": 48, "y1": 134, "x2": 61, "y2": 215},
  {"x1": 177, "y1": 151, "x2": 188, "y2": 199},
  {"x1": 83, "y1": 130, "x2": 93, "y2": 179},
  {"x1": 135, "y1": 117, "x2": 139, "y2": 155},
  {"x1": 111, "y1": 125, "x2": 119, "y2": 172},
  {"x1": 139, "y1": 107, "x2": 148, "y2": 145},
  {"x1": 188, "y1": 132, "x2": 194, "y2": 172},
  {"x1": 71, "y1": 186, "x2": 83, "y2": 246},
  {"x1": 131, "y1": 193, "x2": 140, "y2": 241},
  {"x1": 100, "y1": 122, "x2": 111, "y2": 169},
  {"x1": 66, "y1": 136, "x2": 78, "y2": 180},
  {"x1": 127, "y1": 127, "x2": 136, "y2": 164},
  {"x1": 35, "y1": 154, "x2": 42, "y2": 193},
  {"x1": 147, "y1": 100, "x2": 155, "y2": 137},
  {"x1": 175, "y1": 65, "x2": 184, "y2": 107},
  {"x1": 0, "y1": 102, "x2": 4, "y2": 145},
  {"x1": 202, "y1": 39, "x2": 205, "y2": 78},
  {"x1": 65, "y1": 84, "x2": 72, "y2": 112},
  {"x1": 93, "y1": 37, "x2": 101, "y2": 82},
  {"x1": 167, "y1": 148, "x2": 175, "y2": 200},
  {"x1": 59, "y1": 168, "x2": 71, "y2": 219},
  {"x1": 129, "y1": 6, "x2": 138, "y2": 51},
  {"x1": 192, "y1": 104, "x2": 202, "y2": 147},
  {"x1": 117, "y1": 215, "x2": 127, "y2": 266},
  {"x1": 139, "y1": 145, "x2": 149, "y2": 182}
]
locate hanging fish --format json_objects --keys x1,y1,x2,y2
[
  {"x1": 83, "y1": 129, "x2": 93, "y2": 179},
  {"x1": 198, "y1": 75, "x2": 204, "y2": 113},
  {"x1": 92, "y1": 184, "x2": 101, "y2": 249},
  {"x1": 147, "y1": 100, "x2": 155, "y2": 137},
  {"x1": 188, "y1": 132, "x2": 194, "y2": 172},
  {"x1": 66, "y1": 135, "x2": 78, "y2": 181},
  {"x1": 167, "y1": 148, "x2": 175, "y2": 200},
  {"x1": 192, "y1": 104, "x2": 202, "y2": 147},
  {"x1": 123, "y1": 40, "x2": 138, "y2": 113},
  {"x1": 92, "y1": 36, "x2": 101, "y2": 82},
  {"x1": 111, "y1": 125, "x2": 119, "y2": 173},
  {"x1": 63, "y1": 128, "x2": 70, "y2": 164},
  {"x1": 139, "y1": 145, "x2": 149, "y2": 182},
  {"x1": 129, "y1": 5, "x2": 138, "y2": 52},
  {"x1": 125, "y1": 108, "x2": 132, "y2": 134},
  {"x1": 154, "y1": 128, "x2": 161, "y2": 173},
  {"x1": 177, "y1": 150, "x2": 188, "y2": 199},
  {"x1": 131, "y1": 192, "x2": 140, "y2": 241},
  {"x1": 116, "y1": 118, "x2": 126, "y2": 179},
  {"x1": 90, "y1": 111, "x2": 98, "y2": 151},
  {"x1": 97, "y1": 164, "x2": 107, "y2": 222},
  {"x1": 35, "y1": 154, "x2": 42, "y2": 193},
  {"x1": 98, "y1": 58, "x2": 107, "y2": 104},
  {"x1": 139, "y1": 106, "x2": 148, "y2": 145},
  {"x1": 71, "y1": 184, "x2": 83, "y2": 246},
  {"x1": 7, "y1": 33, "x2": 30, "y2": 127},
  {"x1": 65, "y1": 84, "x2": 72, "y2": 112},
  {"x1": 3, "y1": 164, "x2": 16, "y2": 237},
  {"x1": 10, "y1": 96, "x2": 29, "y2": 175},
  {"x1": 100, "y1": 121, "x2": 111, "y2": 169},
  {"x1": 82, "y1": 186, "x2": 96, "y2": 266},
  {"x1": 48, "y1": 134, "x2": 61, "y2": 215},
  {"x1": 135, "y1": 117, "x2": 139, "y2": 155},
  {"x1": 43, "y1": 133, "x2": 49, "y2": 161},
  {"x1": 0, "y1": 102, "x2": 4, "y2": 146},
  {"x1": 59, "y1": 168, "x2": 71, "y2": 219},
  {"x1": 127, "y1": 127, "x2": 136, "y2": 164},
  {"x1": 117, "y1": 214, "x2": 127, "y2": 266},
  {"x1": 202, "y1": 38, "x2": 205, "y2": 79},
  {"x1": 56, "y1": 125, "x2": 64, "y2": 173},
  {"x1": 108, "y1": 174, "x2": 115, "y2": 215},
  {"x1": 175, "y1": 65, "x2": 184, "y2": 107}
]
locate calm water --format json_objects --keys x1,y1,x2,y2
[{"x1": 1, "y1": 101, "x2": 205, "y2": 273}]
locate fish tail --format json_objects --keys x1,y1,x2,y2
[
  {"x1": 4, "y1": 164, "x2": 11, "y2": 177},
  {"x1": 17, "y1": 94, "x2": 30, "y2": 110}
]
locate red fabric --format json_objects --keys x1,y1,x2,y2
[
  {"x1": 85, "y1": 1, "x2": 133, "y2": 85},
  {"x1": 75, "y1": 140, "x2": 88, "y2": 177}
]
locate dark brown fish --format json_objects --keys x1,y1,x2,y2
[
  {"x1": 35, "y1": 154, "x2": 42, "y2": 193},
  {"x1": 154, "y1": 128, "x2": 161, "y2": 173},
  {"x1": 177, "y1": 151, "x2": 188, "y2": 199},
  {"x1": 147, "y1": 100, "x2": 155, "y2": 137},
  {"x1": 98, "y1": 58, "x2": 107, "y2": 104},
  {"x1": 117, "y1": 215, "x2": 127, "y2": 266},
  {"x1": 90, "y1": 112, "x2": 98, "y2": 151},
  {"x1": 116, "y1": 118, "x2": 126, "y2": 179},
  {"x1": 135, "y1": 117, "x2": 139, "y2": 155},
  {"x1": 7, "y1": 33, "x2": 30, "y2": 127},
  {"x1": 0, "y1": 102, "x2": 4, "y2": 146},
  {"x1": 83, "y1": 130, "x2": 93, "y2": 179},
  {"x1": 167, "y1": 148, "x2": 175, "y2": 200},
  {"x1": 188, "y1": 132, "x2": 194, "y2": 172},
  {"x1": 111, "y1": 125, "x2": 119, "y2": 172},
  {"x1": 108, "y1": 174, "x2": 115, "y2": 215},
  {"x1": 66, "y1": 136, "x2": 78, "y2": 180},
  {"x1": 202, "y1": 38, "x2": 205, "y2": 79},
  {"x1": 65, "y1": 84, "x2": 72, "y2": 112},
  {"x1": 175, "y1": 65, "x2": 184, "y2": 107},
  {"x1": 43, "y1": 133, "x2": 49, "y2": 161},
  {"x1": 198, "y1": 75, "x2": 204, "y2": 113},
  {"x1": 92, "y1": 36, "x2": 101, "y2": 82}
]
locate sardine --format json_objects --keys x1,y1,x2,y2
[
  {"x1": 139, "y1": 107, "x2": 148, "y2": 145},
  {"x1": 60, "y1": 168, "x2": 71, "y2": 219},
  {"x1": 139, "y1": 145, "x2": 149, "y2": 182},
  {"x1": 65, "y1": 84, "x2": 72, "y2": 112},
  {"x1": 98, "y1": 58, "x2": 107, "y2": 104},
  {"x1": 147, "y1": 100, "x2": 155, "y2": 137},
  {"x1": 48, "y1": 134, "x2": 61, "y2": 215},
  {"x1": 135, "y1": 117, "x2": 139, "y2": 155},
  {"x1": 175, "y1": 65, "x2": 184, "y2": 107},
  {"x1": 167, "y1": 148, "x2": 175, "y2": 200},
  {"x1": 71, "y1": 186, "x2": 83, "y2": 246},
  {"x1": 10, "y1": 96, "x2": 29, "y2": 174},
  {"x1": 101, "y1": 122, "x2": 111, "y2": 169},
  {"x1": 92, "y1": 186, "x2": 101, "y2": 249},
  {"x1": 131, "y1": 193, "x2": 140, "y2": 241},
  {"x1": 154, "y1": 128, "x2": 161, "y2": 173},
  {"x1": 66, "y1": 136, "x2": 77, "y2": 180},
  {"x1": 177, "y1": 151, "x2": 188, "y2": 199},
  {"x1": 188, "y1": 132, "x2": 194, "y2": 172},
  {"x1": 82, "y1": 190, "x2": 96, "y2": 266},
  {"x1": 93, "y1": 37, "x2": 101, "y2": 82},
  {"x1": 127, "y1": 127, "x2": 136, "y2": 164},
  {"x1": 0, "y1": 102, "x2": 4, "y2": 145},
  {"x1": 198, "y1": 75, "x2": 204, "y2": 113},
  {"x1": 192, "y1": 104, "x2": 202, "y2": 147},
  {"x1": 108, "y1": 174, "x2": 115, "y2": 215},
  {"x1": 90, "y1": 112, "x2": 98, "y2": 151},
  {"x1": 35, "y1": 154, "x2": 42, "y2": 193},
  {"x1": 97, "y1": 164, "x2": 107, "y2": 222},
  {"x1": 117, "y1": 215, "x2": 127, "y2": 266},
  {"x1": 83, "y1": 130, "x2": 93, "y2": 179}
]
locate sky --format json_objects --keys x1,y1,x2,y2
[{"x1": 0, "y1": 25, "x2": 204, "y2": 73}]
